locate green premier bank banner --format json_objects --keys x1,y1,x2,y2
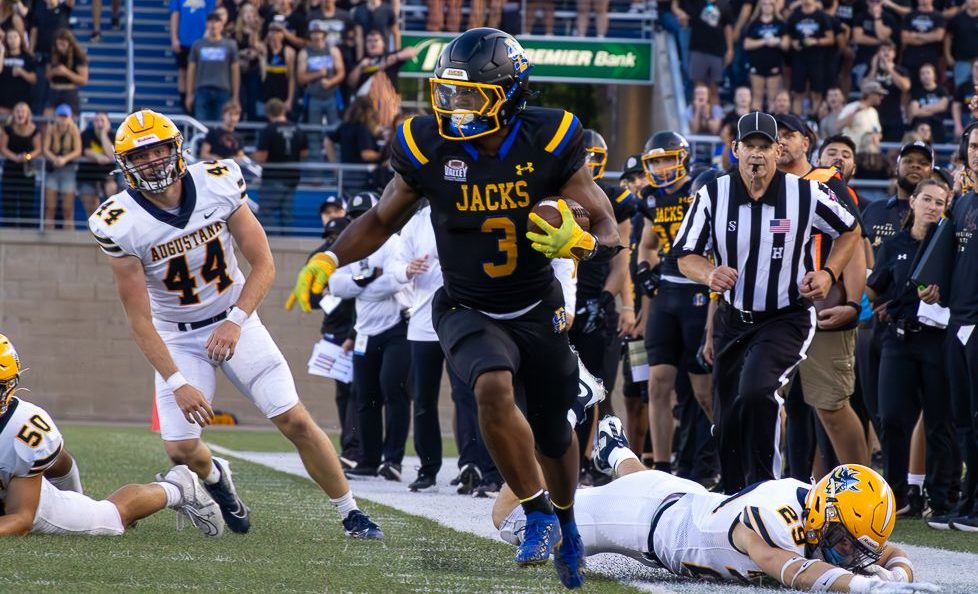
[{"x1": 399, "y1": 32, "x2": 654, "y2": 85}]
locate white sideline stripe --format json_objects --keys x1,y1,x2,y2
[{"x1": 208, "y1": 445, "x2": 978, "y2": 594}]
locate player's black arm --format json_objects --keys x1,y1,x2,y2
[
  {"x1": 822, "y1": 226, "x2": 861, "y2": 286},
  {"x1": 603, "y1": 219, "x2": 631, "y2": 298},
  {"x1": 327, "y1": 173, "x2": 422, "y2": 266},
  {"x1": 227, "y1": 206, "x2": 276, "y2": 315},
  {"x1": 560, "y1": 166, "x2": 621, "y2": 253},
  {"x1": 0, "y1": 475, "x2": 41, "y2": 536}
]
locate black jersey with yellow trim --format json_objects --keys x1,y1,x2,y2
[
  {"x1": 391, "y1": 107, "x2": 586, "y2": 313},
  {"x1": 641, "y1": 178, "x2": 702, "y2": 284},
  {"x1": 574, "y1": 180, "x2": 638, "y2": 298}
]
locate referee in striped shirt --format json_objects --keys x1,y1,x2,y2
[{"x1": 674, "y1": 112, "x2": 860, "y2": 493}]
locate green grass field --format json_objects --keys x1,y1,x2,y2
[{"x1": 0, "y1": 424, "x2": 636, "y2": 594}]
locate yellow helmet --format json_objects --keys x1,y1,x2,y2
[
  {"x1": 583, "y1": 129, "x2": 608, "y2": 180},
  {"x1": 114, "y1": 109, "x2": 187, "y2": 193},
  {"x1": 0, "y1": 334, "x2": 22, "y2": 414},
  {"x1": 804, "y1": 464, "x2": 895, "y2": 571}
]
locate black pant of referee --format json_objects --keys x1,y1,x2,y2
[{"x1": 712, "y1": 301, "x2": 815, "y2": 493}]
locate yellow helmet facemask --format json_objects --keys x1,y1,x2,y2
[
  {"x1": 586, "y1": 146, "x2": 608, "y2": 180},
  {"x1": 642, "y1": 148, "x2": 688, "y2": 188},
  {"x1": 115, "y1": 110, "x2": 187, "y2": 193},
  {"x1": 0, "y1": 334, "x2": 22, "y2": 415},
  {"x1": 429, "y1": 78, "x2": 507, "y2": 141}
]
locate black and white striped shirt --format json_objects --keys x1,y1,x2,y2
[{"x1": 673, "y1": 170, "x2": 856, "y2": 312}]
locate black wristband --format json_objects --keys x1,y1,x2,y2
[
  {"x1": 845, "y1": 300, "x2": 861, "y2": 313},
  {"x1": 586, "y1": 243, "x2": 624, "y2": 263},
  {"x1": 822, "y1": 267, "x2": 838, "y2": 285}
]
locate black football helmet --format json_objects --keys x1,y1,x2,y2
[
  {"x1": 642, "y1": 131, "x2": 691, "y2": 188},
  {"x1": 583, "y1": 129, "x2": 608, "y2": 180},
  {"x1": 430, "y1": 28, "x2": 532, "y2": 140}
]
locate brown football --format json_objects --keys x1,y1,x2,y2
[{"x1": 527, "y1": 198, "x2": 591, "y2": 234}]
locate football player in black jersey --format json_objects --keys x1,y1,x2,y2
[
  {"x1": 286, "y1": 28, "x2": 621, "y2": 589},
  {"x1": 637, "y1": 131, "x2": 715, "y2": 478},
  {"x1": 572, "y1": 129, "x2": 637, "y2": 484}
]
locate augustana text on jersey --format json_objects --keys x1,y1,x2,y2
[{"x1": 149, "y1": 222, "x2": 225, "y2": 262}]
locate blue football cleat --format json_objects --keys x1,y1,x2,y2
[
  {"x1": 204, "y1": 456, "x2": 251, "y2": 534},
  {"x1": 343, "y1": 509, "x2": 384, "y2": 540},
  {"x1": 554, "y1": 521, "x2": 586, "y2": 589},
  {"x1": 515, "y1": 511, "x2": 561, "y2": 565}
]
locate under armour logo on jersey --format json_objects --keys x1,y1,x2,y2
[
  {"x1": 727, "y1": 221, "x2": 737, "y2": 232},
  {"x1": 515, "y1": 162, "x2": 534, "y2": 176},
  {"x1": 772, "y1": 246, "x2": 784, "y2": 260},
  {"x1": 897, "y1": 253, "x2": 907, "y2": 260}
]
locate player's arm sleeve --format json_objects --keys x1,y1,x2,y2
[
  {"x1": 610, "y1": 187, "x2": 638, "y2": 222},
  {"x1": 13, "y1": 410, "x2": 64, "y2": 478},
  {"x1": 812, "y1": 181, "x2": 857, "y2": 239},
  {"x1": 390, "y1": 117, "x2": 429, "y2": 192},
  {"x1": 88, "y1": 217, "x2": 133, "y2": 258},
  {"x1": 551, "y1": 258, "x2": 578, "y2": 314},
  {"x1": 672, "y1": 186, "x2": 714, "y2": 257},
  {"x1": 866, "y1": 242, "x2": 892, "y2": 296},
  {"x1": 545, "y1": 111, "x2": 586, "y2": 187}
]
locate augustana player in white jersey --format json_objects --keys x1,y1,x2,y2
[
  {"x1": 87, "y1": 109, "x2": 382, "y2": 539},
  {"x1": 0, "y1": 334, "x2": 224, "y2": 537},
  {"x1": 493, "y1": 416, "x2": 940, "y2": 593}
]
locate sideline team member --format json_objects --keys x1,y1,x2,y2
[
  {"x1": 287, "y1": 28, "x2": 621, "y2": 589},
  {"x1": 675, "y1": 112, "x2": 860, "y2": 493}
]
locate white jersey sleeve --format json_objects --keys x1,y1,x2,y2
[
  {"x1": 0, "y1": 398, "x2": 64, "y2": 501},
  {"x1": 741, "y1": 500, "x2": 808, "y2": 554}
]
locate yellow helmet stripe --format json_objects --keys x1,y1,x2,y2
[
  {"x1": 400, "y1": 117, "x2": 429, "y2": 166},
  {"x1": 545, "y1": 111, "x2": 576, "y2": 154}
]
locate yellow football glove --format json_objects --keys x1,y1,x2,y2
[
  {"x1": 526, "y1": 199, "x2": 597, "y2": 261},
  {"x1": 285, "y1": 252, "x2": 338, "y2": 313}
]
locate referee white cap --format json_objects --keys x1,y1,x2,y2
[{"x1": 737, "y1": 111, "x2": 779, "y2": 143}]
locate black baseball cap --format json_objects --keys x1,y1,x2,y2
[
  {"x1": 347, "y1": 191, "x2": 380, "y2": 218},
  {"x1": 737, "y1": 111, "x2": 778, "y2": 142},
  {"x1": 899, "y1": 140, "x2": 934, "y2": 163},
  {"x1": 322, "y1": 216, "x2": 351, "y2": 239},
  {"x1": 319, "y1": 195, "x2": 346, "y2": 214},
  {"x1": 620, "y1": 153, "x2": 644, "y2": 180}
]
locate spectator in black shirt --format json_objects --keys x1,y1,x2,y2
[
  {"x1": 831, "y1": 0, "x2": 858, "y2": 95},
  {"x1": 353, "y1": 0, "x2": 397, "y2": 57},
  {"x1": 908, "y1": 63, "x2": 950, "y2": 142},
  {"x1": 787, "y1": 0, "x2": 836, "y2": 115},
  {"x1": 0, "y1": 28, "x2": 35, "y2": 116},
  {"x1": 0, "y1": 0, "x2": 27, "y2": 46},
  {"x1": 953, "y1": 59, "x2": 978, "y2": 136},
  {"x1": 77, "y1": 111, "x2": 116, "y2": 216},
  {"x1": 234, "y1": 2, "x2": 263, "y2": 121},
  {"x1": 852, "y1": 0, "x2": 900, "y2": 86},
  {"x1": 868, "y1": 41, "x2": 912, "y2": 140},
  {"x1": 685, "y1": 0, "x2": 734, "y2": 100},
  {"x1": 946, "y1": 0, "x2": 978, "y2": 88},
  {"x1": 901, "y1": 0, "x2": 946, "y2": 86},
  {"x1": 324, "y1": 96, "x2": 381, "y2": 192},
  {"x1": 742, "y1": 0, "x2": 786, "y2": 111},
  {"x1": 29, "y1": 0, "x2": 70, "y2": 113},
  {"x1": 261, "y1": 0, "x2": 308, "y2": 49},
  {"x1": 44, "y1": 29, "x2": 88, "y2": 117},
  {"x1": 253, "y1": 97, "x2": 309, "y2": 232},
  {"x1": 307, "y1": 0, "x2": 353, "y2": 49},
  {"x1": 200, "y1": 100, "x2": 245, "y2": 161}
]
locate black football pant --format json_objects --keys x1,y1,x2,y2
[
  {"x1": 879, "y1": 326, "x2": 953, "y2": 510},
  {"x1": 410, "y1": 340, "x2": 447, "y2": 477},
  {"x1": 946, "y1": 324, "x2": 978, "y2": 516},
  {"x1": 324, "y1": 335, "x2": 361, "y2": 463},
  {"x1": 674, "y1": 368, "x2": 720, "y2": 482},
  {"x1": 352, "y1": 321, "x2": 411, "y2": 469},
  {"x1": 855, "y1": 322, "x2": 884, "y2": 433},
  {"x1": 713, "y1": 304, "x2": 814, "y2": 494},
  {"x1": 447, "y1": 368, "x2": 501, "y2": 483}
]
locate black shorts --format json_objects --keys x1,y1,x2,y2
[
  {"x1": 644, "y1": 283, "x2": 710, "y2": 372},
  {"x1": 431, "y1": 282, "x2": 579, "y2": 415},
  {"x1": 749, "y1": 62, "x2": 782, "y2": 78},
  {"x1": 790, "y1": 56, "x2": 827, "y2": 94},
  {"x1": 176, "y1": 46, "x2": 191, "y2": 69}
]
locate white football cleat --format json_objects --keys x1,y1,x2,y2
[
  {"x1": 157, "y1": 465, "x2": 225, "y2": 538},
  {"x1": 568, "y1": 353, "x2": 607, "y2": 426},
  {"x1": 593, "y1": 415, "x2": 630, "y2": 476}
]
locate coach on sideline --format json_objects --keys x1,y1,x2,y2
[{"x1": 674, "y1": 112, "x2": 861, "y2": 493}]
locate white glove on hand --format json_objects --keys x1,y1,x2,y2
[
  {"x1": 864, "y1": 565, "x2": 910, "y2": 583},
  {"x1": 849, "y1": 575, "x2": 942, "y2": 593}
]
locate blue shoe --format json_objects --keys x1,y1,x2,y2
[
  {"x1": 343, "y1": 509, "x2": 384, "y2": 540},
  {"x1": 203, "y1": 456, "x2": 251, "y2": 534},
  {"x1": 515, "y1": 511, "x2": 561, "y2": 565},
  {"x1": 554, "y1": 521, "x2": 586, "y2": 589},
  {"x1": 592, "y1": 415, "x2": 629, "y2": 476}
]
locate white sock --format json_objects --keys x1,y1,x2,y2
[
  {"x1": 156, "y1": 481, "x2": 183, "y2": 508},
  {"x1": 204, "y1": 462, "x2": 222, "y2": 485},
  {"x1": 609, "y1": 446, "x2": 639, "y2": 474},
  {"x1": 908, "y1": 473, "x2": 925, "y2": 488},
  {"x1": 47, "y1": 459, "x2": 84, "y2": 493},
  {"x1": 331, "y1": 490, "x2": 358, "y2": 517}
]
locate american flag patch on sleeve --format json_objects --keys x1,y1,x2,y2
[{"x1": 769, "y1": 219, "x2": 791, "y2": 233}]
